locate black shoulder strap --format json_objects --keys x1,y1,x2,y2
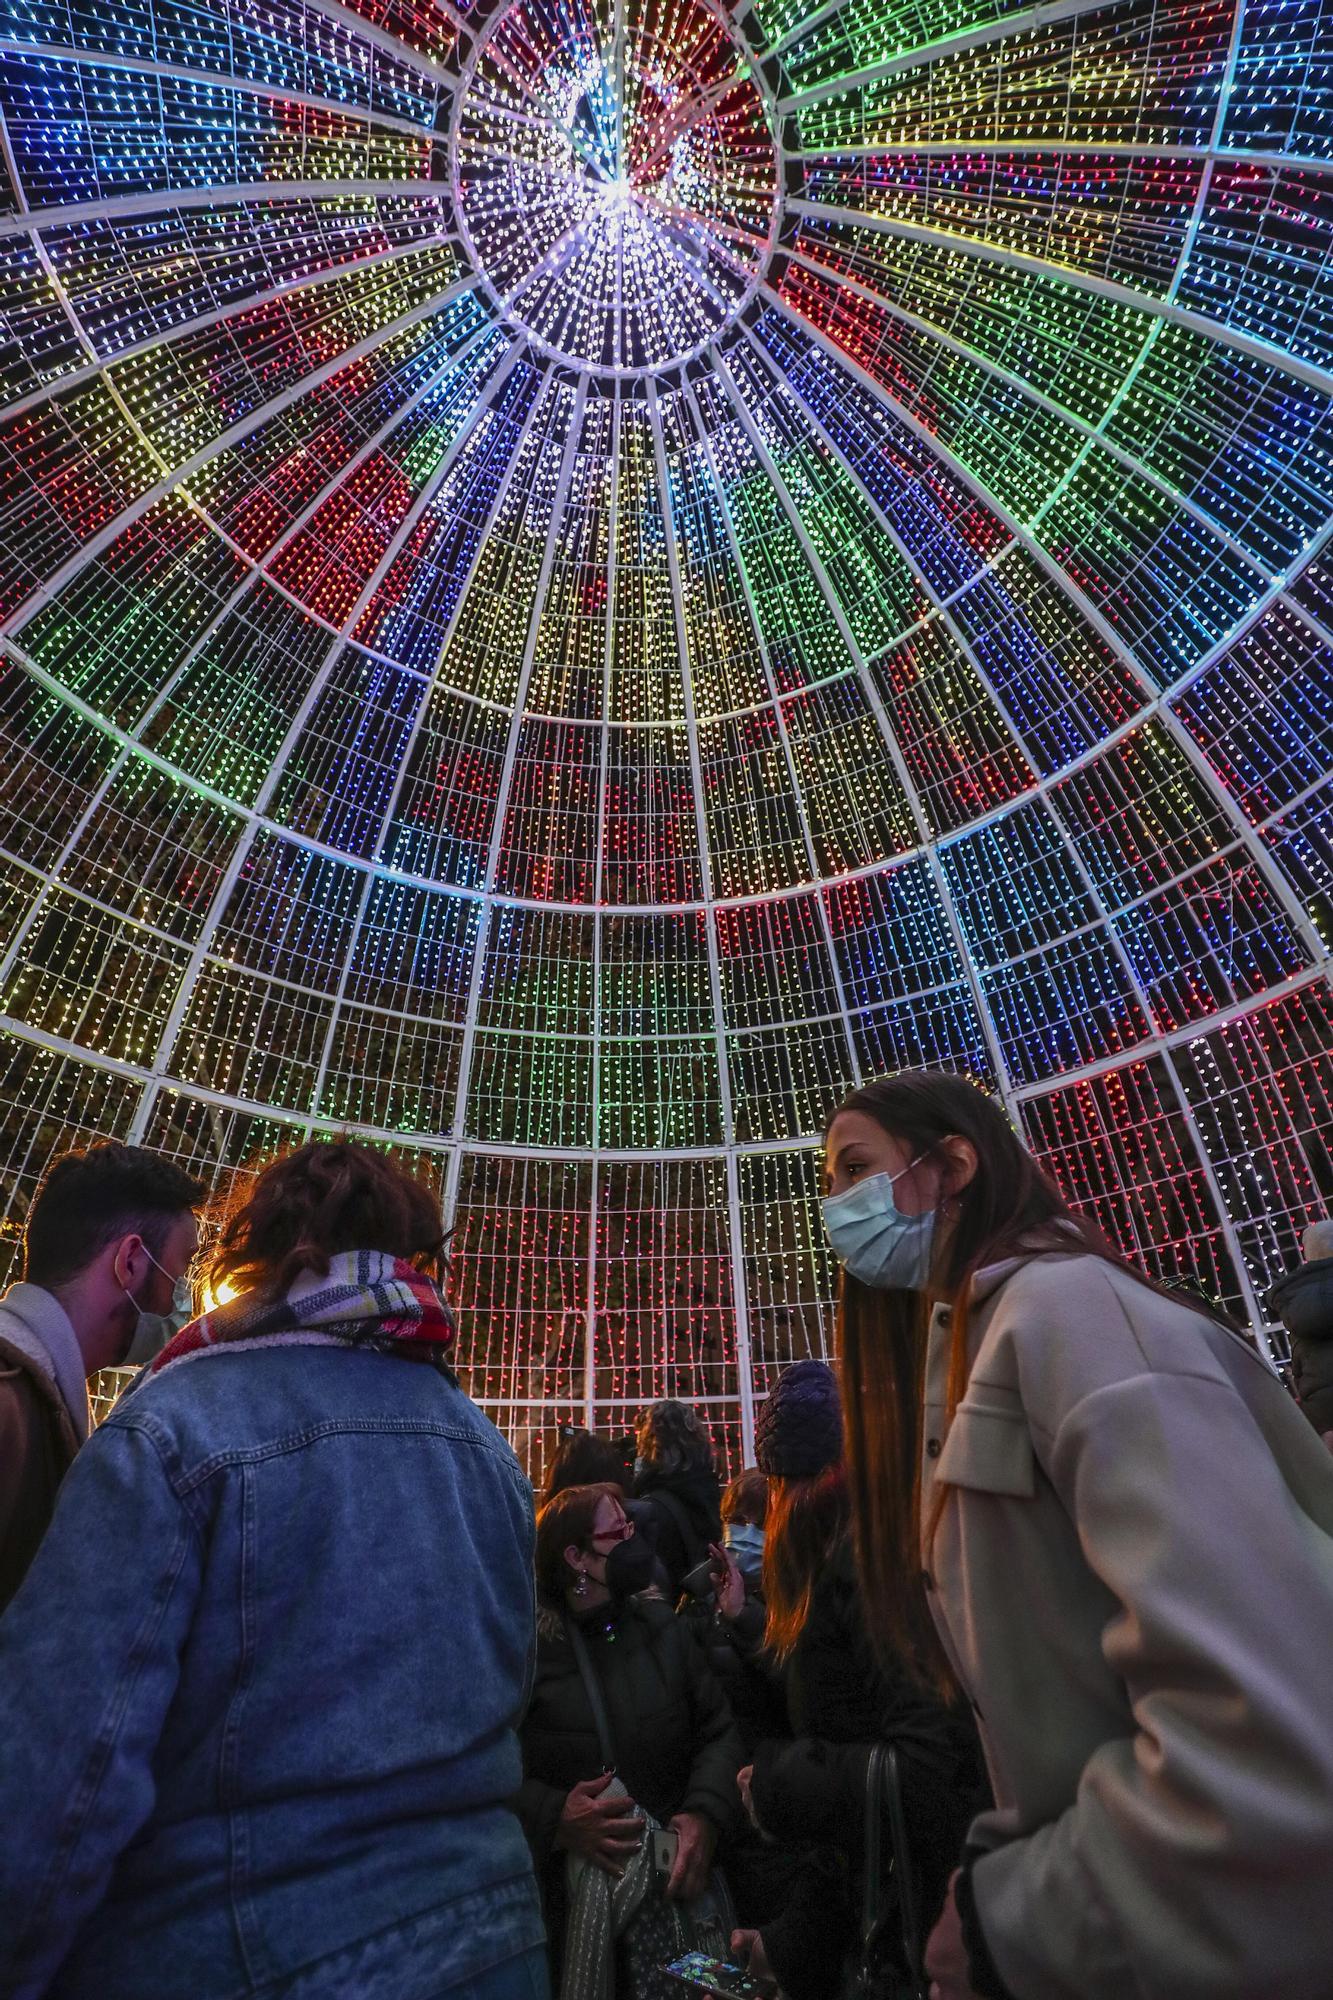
[
  {"x1": 564, "y1": 1614, "x2": 617, "y2": 1773},
  {"x1": 861, "y1": 1743, "x2": 926, "y2": 2000},
  {"x1": 648, "y1": 1487, "x2": 706, "y2": 1566},
  {"x1": 860, "y1": 1744, "x2": 880, "y2": 1944},
  {"x1": 862, "y1": 1742, "x2": 886, "y2": 1940},
  {"x1": 884, "y1": 1746, "x2": 924, "y2": 1995}
]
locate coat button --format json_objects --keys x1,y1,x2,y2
[{"x1": 926, "y1": 1437, "x2": 942, "y2": 1458}]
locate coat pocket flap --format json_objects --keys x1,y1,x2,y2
[{"x1": 935, "y1": 1403, "x2": 1036, "y2": 1498}]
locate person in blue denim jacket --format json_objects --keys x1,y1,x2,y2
[{"x1": 0, "y1": 1142, "x2": 547, "y2": 2000}]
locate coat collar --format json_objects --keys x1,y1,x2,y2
[
  {"x1": 1270, "y1": 1254, "x2": 1333, "y2": 1314},
  {"x1": 0, "y1": 1283, "x2": 90, "y2": 1443},
  {"x1": 926, "y1": 1256, "x2": 1032, "y2": 1339},
  {"x1": 968, "y1": 1257, "x2": 1032, "y2": 1309},
  {"x1": 925, "y1": 1255, "x2": 1049, "y2": 1411}
]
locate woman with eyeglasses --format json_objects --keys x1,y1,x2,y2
[
  {"x1": 517, "y1": 1483, "x2": 743, "y2": 1992},
  {"x1": 821, "y1": 1069, "x2": 1333, "y2": 2000}
]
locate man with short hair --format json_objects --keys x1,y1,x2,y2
[{"x1": 0, "y1": 1143, "x2": 207, "y2": 1608}]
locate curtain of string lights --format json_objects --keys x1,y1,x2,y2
[{"x1": 0, "y1": 0, "x2": 1331, "y2": 1473}]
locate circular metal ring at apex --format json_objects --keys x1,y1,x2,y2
[{"x1": 451, "y1": 0, "x2": 783, "y2": 376}]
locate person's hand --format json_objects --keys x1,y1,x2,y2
[
  {"x1": 709, "y1": 1541, "x2": 746, "y2": 1621},
  {"x1": 925, "y1": 1872, "x2": 985, "y2": 2000},
  {"x1": 555, "y1": 1772, "x2": 643, "y2": 1875},
  {"x1": 736, "y1": 1763, "x2": 760, "y2": 1830},
  {"x1": 730, "y1": 1929, "x2": 779, "y2": 1996},
  {"x1": 665, "y1": 1809, "x2": 715, "y2": 1901}
]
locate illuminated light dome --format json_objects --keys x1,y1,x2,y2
[
  {"x1": 0, "y1": 0, "x2": 1331, "y2": 1474},
  {"x1": 454, "y1": 0, "x2": 782, "y2": 371}
]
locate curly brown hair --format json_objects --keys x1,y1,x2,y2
[
  {"x1": 209, "y1": 1141, "x2": 446, "y2": 1301},
  {"x1": 636, "y1": 1398, "x2": 714, "y2": 1478}
]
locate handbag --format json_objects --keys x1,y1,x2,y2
[
  {"x1": 565, "y1": 1616, "x2": 735, "y2": 2000},
  {"x1": 847, "y1": 1743, "x2": 929, "y2": 2000}
]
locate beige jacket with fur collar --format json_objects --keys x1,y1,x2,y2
[{"x1": 922, "y1": 1250, "x2": 1333, "y2": 2000}]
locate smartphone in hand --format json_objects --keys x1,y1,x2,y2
[
  {"x1": 652, "y1": 1826, "x2": 680, "y2": 1878},
  {"x1": 680, "y1": 1556, "x2": 715, "y2": 1600},
  {"x1": 663, "y1": 1953, "x2": 760, "y2": 1997}
]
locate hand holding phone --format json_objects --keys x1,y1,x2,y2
[
  {"x1": 731, "y1": 1930, "x2": 779, "y2": 1996},
  {"x1": 666, "y1": 1808, "x2": 716, "y2": 1901},
  {"x1": 663, "y1": 1952, "x2": 761, "y2": 1997},
  {"x1": 680, "y1": 1556, "x2": 716, "y2": 1601},
  {"x1": 708, "y1": 1541, "x2": 745, "y2": 1621}
]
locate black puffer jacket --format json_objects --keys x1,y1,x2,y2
[
  {"x1": 1270, "y1": 1256, "x2": 1333, "y2": 1434},
  {"x1": 517, "y1": 1595, "x2": 743, "y2": 1861},
  {"x1": 749, "y1": 1541, "x2": 987, "y2": 2000},
  {"x1": 633, "y1": 1464, "x2": 722, "y2": 1595},
  {"x1": 677, "y1": 1588, "x2": 783, "y2": 1755}
]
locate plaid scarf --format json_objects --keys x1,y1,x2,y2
[{"x1": 140, "y1": 1249, "x2": 456, "y2": 1385}]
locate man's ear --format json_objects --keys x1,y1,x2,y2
[{"x1": 108, "y1": 1231, "x2": 148, "y2": 1291}]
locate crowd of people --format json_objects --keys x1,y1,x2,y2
[{"x1": 1, "y1": 1070, "x2": 1332, "y2": 2000}]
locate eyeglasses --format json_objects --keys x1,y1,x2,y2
[{"x1": 586, "y1": 1518, "x2": 633, "y2": 1547}]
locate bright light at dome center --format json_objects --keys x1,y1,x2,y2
[{"x1": 454, "y1": 0, "x2": 780, "y2": 374}]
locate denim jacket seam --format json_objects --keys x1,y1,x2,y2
[
  {"x1": 222, "y1": 1461, "x2": 271, "y2": 1985},
  {"x1": 100, "y1": 1407, "x2": 202, "y2": 1514},
  {"x1": 172, "y1": 1419, "x2": 519, "y2": 1493},
  {"x1": 27, "y1": 1498, "x2": 196, "y2": 1949}
]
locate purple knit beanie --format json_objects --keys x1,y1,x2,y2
[{"x1": 754, "y1": 1360, "x2": 843, "y2": 1480}]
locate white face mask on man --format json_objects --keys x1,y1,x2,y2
[
  {"x1": 121, "y1": 1248, "x2": 193, "y2": 1364},
  {"x1": 821, "y1": 1153, "x2": 936, "y2": 1290}
]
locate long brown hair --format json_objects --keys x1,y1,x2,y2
[
  {"x1": 831, "y1": 1070, "x2": 1229, "y2": 1691},
  {"x1": 535, "y1": 1483, "x2": 621, "y2": 1605},
  {"x1": 209, "y1": 1141, "x2": 446, "y2": 1301},
  {"x1": 762, "y1": 1466, "x2": 849, "y2": 1663}
]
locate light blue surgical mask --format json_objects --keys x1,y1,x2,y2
[
  {"x1": 822, "y1": 1154, "x2": 936, "y2": 1290},
  {"x1": 723, "y1": 1523, "x2": 766, "y2": 1580}
]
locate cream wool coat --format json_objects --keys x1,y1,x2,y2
[{"x1": 921, "y1": 1250, "x2": 1333, "y2": 2000}]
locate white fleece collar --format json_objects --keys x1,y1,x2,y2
[{"x1": 0, "y1": 1284, "x2": 90, "y2": 1442}]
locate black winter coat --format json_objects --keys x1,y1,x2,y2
[
  {"x1": 1270, "y1": 1255, "x2": 1333, "y2": 1434},
  {"x1": 676, "y1": 1589, "x2": 785, "y2": 1756},
  {"x1": 750, "y1": 1541, "x2": 986, "y2": 2000},
  {"x1": 517, "y1": 1596, "x2": 744, "y2": 1863},
  {"x1": 632, "y1": 1465, "x2": 722, "y2": 1596}
]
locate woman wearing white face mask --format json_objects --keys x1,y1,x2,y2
[{"x1": 822, "y1": 1070, "x2": 1333, "y2": 2000}]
